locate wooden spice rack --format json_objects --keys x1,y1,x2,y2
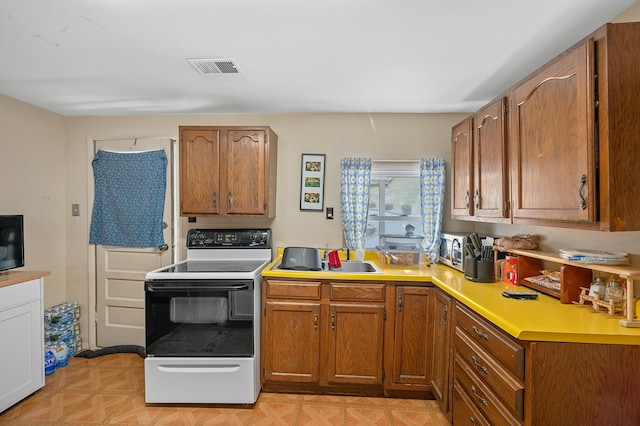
[{"x1": 496, "y1": 248, "x2": 640, "y2": 328}]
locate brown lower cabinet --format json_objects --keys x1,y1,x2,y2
[
  {"x1": 262, "y1": 278, "x2": 441, "y2": 397},
  {"x1": 262, "y1": 277, "x2": 640, "y2": 424},
  {"x1": 453, "y1": 301, "x2": 640, "y2": 425},
  {"x1": 261, "y1": 278, "x2": 386, "y2": 394}
]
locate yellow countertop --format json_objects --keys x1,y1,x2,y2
[{"x1": 262, "y1": 254, "x2": 640, "y2": 345}]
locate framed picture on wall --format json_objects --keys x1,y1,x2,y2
[{"x1": 300, "y1": 153, "x2": 325, "y2": 211}]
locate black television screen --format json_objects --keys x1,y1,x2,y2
[{"x1": 0, "y1": 215, "x2": 24, "y2": 272}]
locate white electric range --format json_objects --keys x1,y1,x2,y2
[{"x1": 144, "y1": 228, "x2": 271, "y2": 404}]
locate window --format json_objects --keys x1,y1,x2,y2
[{"x1": 364, "y1": 160, "x2": 422, "y2": 249}]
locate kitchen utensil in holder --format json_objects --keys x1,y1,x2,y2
[{"x1": 464, "y1": 256, "x2": 495, "y2": 283}]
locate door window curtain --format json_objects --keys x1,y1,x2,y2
[
  {"x1": 90, "y1": 149, "x2": 167, "y2": 247},
  {"x1": 419, "y1": 157, "x2": 446, "y2": 262},
  {"x1": 340, "y1": 158, "x2": 372, "y2": 251}
]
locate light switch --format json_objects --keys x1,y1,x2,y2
[
  {"x1": 326, "y1": 207, "x2": 334, "y2": 220},
  {"x1": 71, "y1": 204, "x2": 80, "y2": 216}
]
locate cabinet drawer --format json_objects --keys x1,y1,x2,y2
[
  {"x1": 453, "y1": 383, "x2": 491, "y2": 426},
  {"x1": 329, "y1": 283, "x2": 385, "y2": 302},
  {"x1": 454, "y1": 357, "x2": 522, "y2": 426},
  {"x1": 455, "y1": 328, "x2": 524, "y2": 419},
  {"x1": 455, "y1": 303, "x2": 524, "y2": 379},
  {"x1": 265, "y1": 280, "x2": 321, "y2": 300},
  {"x1": 0, "y1": 278, "x2": 42, "y2": 311}
]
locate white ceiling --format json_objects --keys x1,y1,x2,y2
[{"x1": 0, "y1": 0, "x2": 635, "y2": 116}]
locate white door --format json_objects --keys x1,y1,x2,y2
[{"x1": 92, "y1": 138, "x2": 175, "y2": 347}]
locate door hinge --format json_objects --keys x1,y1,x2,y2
[
  {"x1": 503, "y1": 101, "x2": 508, "y2": 115},
  {"x1": 382, "y1": 369, "x2": 385, "y2": 380},
  {"x1": 383, "y1": 309, "x2": 387, "y2": 321},
  {"x1": 505, "y1": 200, "x2": 511, "y2": 212}
]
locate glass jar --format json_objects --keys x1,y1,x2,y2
[
  {"x1": 588, "y1": 277, "x2": 606, "y2": 299},
  {"x1": 605, "y1": 279, "x2": 625, "y2": 303}
]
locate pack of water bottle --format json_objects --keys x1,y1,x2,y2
[{"x1": 44, "y1": 301, "x2": 82, "y2": 375}]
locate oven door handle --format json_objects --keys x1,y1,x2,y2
[{"x1": 146, "y1": 283, "x2": 251, "y2": 292}]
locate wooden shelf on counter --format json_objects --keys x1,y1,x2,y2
[{"x1": 496, "y1": 248, "x2": 640, "y2": 328}]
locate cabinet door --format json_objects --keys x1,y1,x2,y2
[
  {"x1": 0, "y1": 279, "x2": 44, "y2": 413},
  {"x1": 179, "y1": 128, "x2": 221, "y2": 216},
  {"x1": 431, "y1": 289, "x2": 452, "y2": 414},
  {"x1": 509, "y1": 40, "x2": 596, "y2": 224},
  {"x1": 474, "y1": 98, "x2": 509, "y2": 220},
  {"x1": 263, "y1": 300, "x2": 321, "y2": 383},
  {"x1": 451, "y1": 117, "x2": 474, "y2": 217},
  {"x1": 327, "y1": 302, "x2": 384, "y2": 385},
  {"x1": 389, "y1": 286, "x2": 433, "y2": 388},
  {"x1": 225, "y1": 129, "x2": 267, "y2": 215}
]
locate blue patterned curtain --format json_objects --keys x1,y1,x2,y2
[
  {"x1": 340, "y1": 158, "x2": 372, "y2": 251},
  {"x1": 420, "y1": 158, "x2": 446, "y2": 262},
  {"x1": 90, "y1": 150, "x2": 167, "y2": 247}
]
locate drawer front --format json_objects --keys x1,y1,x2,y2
[
  {"x1": 455, "y1": 328, "x2": 524, "y2": 419},
  {"x1": 265, "y1": 280, "x2": 321, "y2": 300},
  {"x1": 0, "y1": 278, "x2": 42, "y2": 311},
  {"x1": 330, "y1": 283, "x2": 385, "y2": 302},
  {"x1": 454, "y1": 357, "x2": 523, "y2": 426},
  {"x1": 455, "y1": 303, "x2": 524, "y2": 379},
  {"x1": 453, "y1": 383, "x2": 491, "y2": 426}
]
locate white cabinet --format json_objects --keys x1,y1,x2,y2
[{"x1": 0, "y1": 275, "x2": 45, "y2": 413}]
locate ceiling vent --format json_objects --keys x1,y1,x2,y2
[{"x1": 187, "y1": 58, "x2": 242, "y2": 75}]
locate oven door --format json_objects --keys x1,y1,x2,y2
[{"x1": 145, "y1": 279, "x2": 254, "y2": 357}]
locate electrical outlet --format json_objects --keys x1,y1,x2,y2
[
  {"x1": 326, "y1": 207, "x2": 334, "y2": 220},
  {"x1": 188, "y1": 217, "x2": 197, "y2": 223}
]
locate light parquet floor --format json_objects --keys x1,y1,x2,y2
[{"x1": 0, "y1": 353, "x2": 451, "y2": 425}]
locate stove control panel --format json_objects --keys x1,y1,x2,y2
[{"x1": 187, "y1": 228, "x2": 271, "y2": 248}]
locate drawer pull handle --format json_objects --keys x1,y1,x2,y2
[
  {"x1": 331, "y1": 312, "x2": 336, "y2": 331},
  {"x1": 578, "y1": 174, "x2": 587, "y2": 210},
  {"x1": 313, "y1": 313, "x2": 318, "y2": 331},
  {"x1": 472, "y1": 325, "x2": 489, "y2": 340},
  {"x1": 470, "y1": 416, "x2": 476, "y2": 425},
  {"x1": 471, "y1": 355, "x2": 488, "y2": 375},
  {"x1": 471, "y1": 385, "x2": 488, "y2": 406}
]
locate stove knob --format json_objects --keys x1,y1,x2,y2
[{"x1": 251, "y1": 231, "x2": 265, "y2": 245}]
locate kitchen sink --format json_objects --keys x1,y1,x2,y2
[
  {"x1": 328, "y1": 261, "x2": 382, "y2": 273},
  {"x1": 272, "y1": 261, "x2": 382, "y2": 274}
]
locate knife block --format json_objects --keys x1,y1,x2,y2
[{"x1": 464, "y1": 255, "x2": 495, "y2": 283}]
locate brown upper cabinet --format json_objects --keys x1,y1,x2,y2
[
  {"x1": 510, "y1": 38, "x2": 596, "y2": 226},
  {"x1": 451, "y1": 117, "x2": 473, "y2": 217},
  {"x1": 451, "y1": 97, "x2": 509, "y2": 222},
  {"x1": 179, "y1": 126, "x2": 277, "y2": 218},
  {"x1": 452, "y1": 22, "x2": 640, "y2": 231}
]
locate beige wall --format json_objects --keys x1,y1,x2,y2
[{"x1": 0, "y1": 94, "x2": 67, "y2": 306}]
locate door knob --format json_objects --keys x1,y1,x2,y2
[{"x1": 158, "y1": 244, "x2": 169, "y2": 251}]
